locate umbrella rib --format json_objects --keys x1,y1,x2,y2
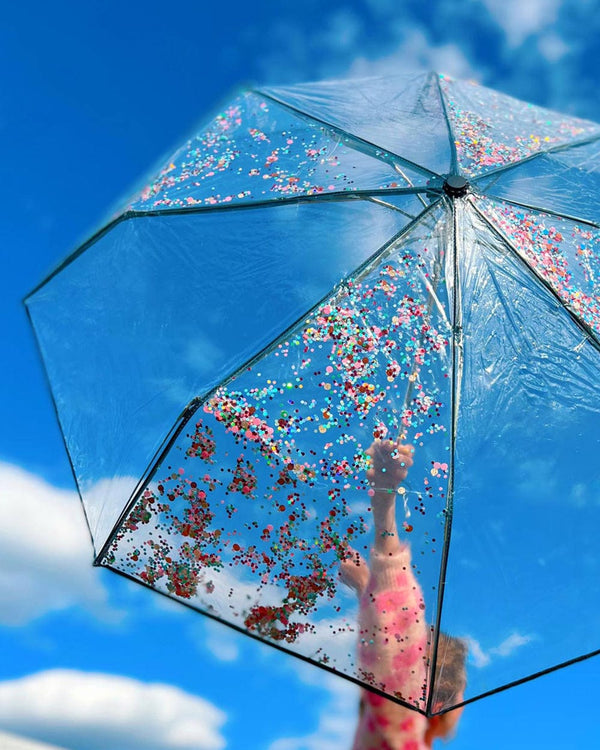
[
  {"x1": 434, "y1": 73, "x2": 458, "y2": 174},
  {"x1": 94, "y1": 562, "x2": 431, "y2": 715},
  {"x1": 254, "y1": 88, "x2": 441, "y2": 181},
  {"x1": 345, "y1": 199, "x2": 443, "y2": 288},
  {"x1": 435, "y1": 643, "x2": 600, "y2": 715},
  {"x1": 470, "y1": 199, "x2": 600, "y2": 355},
  {"x1": 398, "y1": 223, "x2": 450, "y2": 434},
  {"x1": 469, "y1": 131, "x2": 600, "y2": 183},
  {"x1": 24, "y1": 213, "x2": 130, "y2": 301},
  {"x1": 24, "y1": 304, "x2": 100, "y2": 559},
  {"x1": 127, "y1": 188, "x2": 433, "y2": 216},
  {"x1": 475, "y1": 192, "x2": 600, "y2": 230},
  {"x1": 425, "y1": 195, "x2": 462, "y2": 715},
  {"x1": 94, "y1": 397, "x2": 199, "y2": 566},
  {"x1": 392, "y1": 163, "x2": 430, "y2": 209},
  {"x1": 363, "y1": 195, "x2": 423, "y2": 219},
  {"x1": 24, "y1": 190, "x2": 433, "y2": 299},
  {"x1": 95, "y1": 200, "x2": 443, "y2": 566}
]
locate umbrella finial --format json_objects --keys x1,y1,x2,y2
[{"x1": 443, "y1": 175, "x2": 469, "y2": 197}]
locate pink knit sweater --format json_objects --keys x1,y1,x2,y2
[{"x1": 351, "y1": 545, "x2": 429, "y2": 750}]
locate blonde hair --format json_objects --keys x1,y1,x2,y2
[
  {"x1": 432, "y1": 632, "x2": 468, "y2": 710},
  {"x1": 357, "y1": 632, "x2": 468, "y2": 716}
]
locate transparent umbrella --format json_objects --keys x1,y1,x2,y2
[{"x1": 25, "y1": 72, "x2": 600, "y2": 716}]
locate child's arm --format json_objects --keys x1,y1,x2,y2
[{"x1": 366, "y1": 439, "x2": 414, "y2": 556}]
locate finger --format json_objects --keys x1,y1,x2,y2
[{"x1": 395, "y1": 450, "x2": 414, "y2": 466}]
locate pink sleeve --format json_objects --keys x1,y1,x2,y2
[{"x1": 351, "y1": 545, "x2": 429, "y2": 750}]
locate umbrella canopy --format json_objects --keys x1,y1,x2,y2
[{"x1": 26, "y1": 72, "x2": 600, "y2": 715}]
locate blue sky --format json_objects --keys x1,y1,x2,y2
[{"x1": 3, "y1": 1, "x2": 600, "y2": 748}]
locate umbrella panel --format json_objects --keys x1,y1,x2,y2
[
  {"x1": 475, "y1": 196, "x2": 600, "y2": 338},
  {"x1": 127, "y1": 92, "x2": 426, "y2": 214},
  {"x1": 26, "y1": 197, "x2": 421, "y2": 550},
  {"x1": 262, "y1": 72, "x2": 453, "y2": 176},
  {"x1": 100, "y1": 202, "x2": 455, "y2": 711},
  {"x1": 438, "y1": 76, "x2": 600, "y2": 179},
  {"x1": 475, "y1": 139, "x2": 600, "y2": 226},
  {"x1": 434, "y1": 201, "x2": 600, "y2": 706}
]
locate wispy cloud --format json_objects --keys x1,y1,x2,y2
[
  {"x1": 466, "y1": 632, "x2": 535, "y2": 668},
  {"x1": 0, "y1": 670, "x2": 226, "y2": 750},
  {"x1": 569, "y1": 480, "x2": 600, "y2": 509},
  {"x1": 202, "y1": 619, "x2": 241, "y2": 663},
  {"x1": 0, "y1": 729, "x2": 68, "y2": 750},
  {"x1": 480, "y1": 0, "x2": 561, "y2": 47},
  {"x1": 268, "y1": 668, "x2": 358, "y2": 750},
  {"x1": 248, "y1": 0, "x2": 600, "y2": 127},
  {"x1": 0, "y1": 463, "x2": 117, "y2": 625},
  {"x1": 346, "y1": 27, "x2": 476, "y2": 80},
  {"x1": 514, "y1": 457, "x2": 558, "y2": 500}
]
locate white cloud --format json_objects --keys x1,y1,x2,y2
[
  {"x1": 268, "y1": 669, "x2": 358, "y2": 750},
  {"x1": 480, "y1": 0, "x2": 561, "y2": 46},
  {"x1": 466, "y1": 637, "x2": 492, "y2": 668},
  {"x1": 255, "y1": 5, "x2": 484, "y2": 87},
  {"x1": 0, "y1": 463, "x2": 115, "y2": 625},
  {"x1": 316, "y1": 9, "x2": 362, "y2": 53},
  {"x1": 537, "y1": 31, "x2": 570, "y2": 61},
  {"x1": 0, "y1": 670, "x2": 226, "y2": 750},
  {"x1": 0, "y1": 729, "x2": 68, "y2": 750},
  {"x1": 202, "y1": 619, "x2": 241, "y2": 663},
  {"x1": 514, "y1": 457, "x2": 557, "y2": 500},
  {"x1": 265, "y1": 613, "x2": 364, "y2": 750},
  {"x1": 83, "y1": 474, "x2": 141, "y2": 556},
  {"x1": 183, "y1": 564, "x2": 358, "y2": 670},
  {"x1": 570, "y1": 482, "x2": 587, "y2": 507},
  {"x1": 293, "y1": 613, "x2": 358, "y2": 674},
  {"x1": 466, "y1": 631, "x2": 534, "y2": 668},
  {"x1": 346, "y1": 28, "x2": 476, "y2": 80},
  {"x1": 569, "y1": 480, "x2": 600, "y2": 508},
  {"x1": 492, "y1": 632, "x2": 533, "y2": 657},
  {"x1": 184, "y1": 335, "x2": 224, "y2": 378}
]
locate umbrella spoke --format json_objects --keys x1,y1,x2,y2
[
  {"x1": 474, "y1": 193, "x2": 600, "y2": 230},
  {"x1": 468, "y1": 131, "x2": 600, "y2": 185},
  {"x1": 435, "y1": 74, "x2": 459, "y2": 176},
  {"x1": 257, "y1": 88, "x2": 440, "y2": 181},
  {"x1": 470, "y1": 197, "x2": 600, "y2": 354}
]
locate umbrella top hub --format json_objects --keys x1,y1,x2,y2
[{"x1": 443, "y1": 175, "x2": 470, "y2": 197}]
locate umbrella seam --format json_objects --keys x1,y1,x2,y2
[
  {"x1": 391, "y1": 163, "x2": 430, "y2": 210},
  {"x1": 254, "y1": 88, "x2": 441, "y2": 180},
  {"x1": 475, "y1": 192, "x2": 600, "y2": 230},
  {"x1": 469, "y1": 131, "x2": 600, "y2": 184},
  {"x1": 94, "y1": 199, "x2": 444, "y2": 563},
  {"x1": 469, "y1": 198, "x2": 600, "y2": 355},
  {"x1": 23, "y1": 212, "x2": 129, "y2": 301},
  {"x1": 434, "y1": 73, "x2": 459, "y2": 175},
  {"x1": 24, "y1": 305, "x2": 99, "y2": 558},
  {"x1": 128, "y1": 188, "x2": 433, "y2": 215},
  {"x1": 98, "y1": 562, "x2": 431, "y2": 715},
  {"x1": 24, "y1": 191, "x2": 434, "y2": 300},
  {"x1": 425, "y1": 194, "x2": 462, "y2": 715},
  {"x1": 363, "y1": 195, "x2": 424, "y2": 219},
  {"x1": 432, "y1": 642, "x2": 600, "y2": 715}
]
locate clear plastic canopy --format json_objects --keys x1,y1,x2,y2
[{"x1": 26, "y1": 72, "x2": 600, "y2": 715}]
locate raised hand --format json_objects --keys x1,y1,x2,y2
[{"x1": 366, "y1": 439, "x2": 414, "y2": 491}]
